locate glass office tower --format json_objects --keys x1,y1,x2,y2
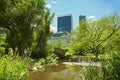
[
  {"x1": 79, "y1": 15, "x2": 86, "y2": 24},
  {"x1": 57, "y1": 14, "x2": 73, "y2": 33}
]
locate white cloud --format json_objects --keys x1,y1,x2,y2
[
  {"x1": 45, "y1": 3, "x2": 51, "y2": 9},
  {"x1": 50, "y1": 25, "x2": 57, "y2": 33},
  {"x1": 51, "y1": 0, "x2": 57, "y2": 4},
  {"x1": 88, "y1": 16, "x2": 96, "y2": 19},
  {"x1": 88, "y1": 16, "x2": 97, "y2": 21}
]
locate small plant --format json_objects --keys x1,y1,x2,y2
[
  {"x1": 55, "y1": 40, "x2": 63, "y2": 48},
  {"x1": 81, "y1": 52, "x2": 120, "y2": 80},
  {"x1": 38, "y1": 58, "x2": 46, "y2": 65},
  {"x1": 102, "y1": 51, "x2": 120, "y2": 80},
  {"x1": 46, "y1": 53, "x2": 58, "y2": 64},
  {"x1": 0, "y1": 47, "x2": 5, "y2": 57},
  {"x1": 0, "y1": 55, "x2": 29, "y2": 80},
  {"x1": 0, "y1": 47, "x2": 29, "y2": 80},
  {"x1": 81, "y1": 66, "x2": 102, "y2": 80},
  {"x1": 47, "y1": 43, "x2": 55, "y2": 53}
]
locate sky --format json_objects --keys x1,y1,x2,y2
[{"x1": 45, "y1": 0, "x2": 120, "y2": 32}]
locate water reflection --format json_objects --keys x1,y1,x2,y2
[{"x1": 27, "y1": 63, "x2": 82, "y2": 80}]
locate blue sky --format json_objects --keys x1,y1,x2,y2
[{"x1": 45, "y1": 0, "x2": 120, "y2": 32}]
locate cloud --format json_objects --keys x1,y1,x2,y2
[
  {"x1": 88, "y1": 16, "x2": 97, "y2": 21},
  {"x1": 50, "y1": 25, "x2": 57, "y2": 33},
  {"x1": 88, "y1": 16, "x2": 96, "y2": 19},
  {"x1": 45, "y1": 3, "x2": 51, "y2": 9},
  {"x1": 51, "y1": 0, "x2": 57, "y2": 4}
]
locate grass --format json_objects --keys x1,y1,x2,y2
[{"x1": 80, "y1": 51, "x2": 120, "y2": 80}]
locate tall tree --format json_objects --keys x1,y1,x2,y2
[
  {"x1": 0, "y1": 0, "x2": 46, "y2": 56},
  {"x1": 35, "y1": 9, "x2": 55, "y2": 56},
  {"x1": 69, "y1": 13, "x2": 120, "y2": 59}
]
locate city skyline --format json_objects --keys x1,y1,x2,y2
[{"x1": 46, "y1": 0, "x2": 120, "y2": 32}]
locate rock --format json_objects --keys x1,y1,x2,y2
[{"x1": 54, "y1": 48, "x2": 68, "y2": 59}]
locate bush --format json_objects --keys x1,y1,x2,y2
[
  {"x1": 38, "y1": 58, "x2": 46, "y2": 65},
  {"x1": 30, "y1": 50, "x2": 46, "y2": 59},
  {"x1": 47, "y1": 43, "x2": 55, "y2": 53},
  {"x1": 81, "y1": 52, "x2": 120, "y2": 80},
  {"x1": 46, "y1": 53, "x2": 58, "y2": 64},
  {"x1": 0, "y1": 55, "x2": 29, "y2": 80},
  {"x1": 81, "y1": 66, "x2": 102, "y2": 80},
  {"x1": 102, "y1": 52, "x2": 120, "y2": 80},
  {"x1": 55, "y1": 40, "x2": 63, "y2": 48},
  {"x1": 0, "y1": 47, "x2": 5, "y2": 57}
]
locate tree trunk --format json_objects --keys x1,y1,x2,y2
[
  {"x1": 20, "y1": 37, "x2": 24, "y2": 56},
  {"x1": 95, "y1": 53, "x2": 99, "y2": 60},
  {"x1": 95, "y1": 49, "x2": 99, "y2": 60}
]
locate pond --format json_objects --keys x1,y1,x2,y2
[{"x1": 27, "y1": 62, "x2": 83, "y2": 80}]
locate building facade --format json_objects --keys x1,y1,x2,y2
[
  {"x1": 57, "y1": 14, "x2": 73, "y2": 33},
  {"x1": 48, "y1": 32, "x2": 70, "y2": 44},
  {"x1": 79, "y1": 15, "x2": 86, "y2": 24}
]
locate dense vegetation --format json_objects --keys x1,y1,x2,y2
[
  {"x1": 0, "y1": 0, "x2": 55, "y2": 79},
  {"x1": 0, "y1": 0, "x2": 120, "y2": 80},
  {"x1": 81, "y1": 51, "x2": 120, "y2": 80},
  {"x1": 0, "y1": 0, "x2": 54, "y2": 57},
  {"x1": 67, "y1": 13, "x2": 120, "y2": 60}
]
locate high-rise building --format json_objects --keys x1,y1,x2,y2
[
  {"x1": 57, "y1": 14, "x2": 73, "y2": 33},
  {"x1": 79, "y1": 15, "x2": 86, "y2": 24}
]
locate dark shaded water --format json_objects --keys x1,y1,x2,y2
[{"x1": 27, "y1": 62, "x2": 82, "y2": 80}]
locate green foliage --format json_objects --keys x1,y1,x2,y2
[
  {"x1": 30, "y1": 50, "x2": 46, "y2": 59},
  {"x1": 102, "y1": 52, "x2": 120, "y2": 80},
  {"x1": 0, "y1": 47, "x2": 5, "y2": 56},
  {"x1": 81, "y1": 66, "x2": 102, "y2": 80},
  {"x1": 47, "y1": 43, "x2": 55, "y2": 53},
  {"x1": 0, "y1": 55, "x2": 29, "y2": 80},
  {"x1": 0, "y1": 33, "x2": 6, "y2": 47},
  {"x1": 35, "y1": 9, "x2": 55, "y2": 56},
  {"x1": 55, "y1": 39, "x2": 63, "y2": 48},
  {"x1": 46, "y1": 53, "x2": 58, "y2": 64},
  {"x1": 37, "y1": 53, "x2": 58, "y2": 65},
  {"x1": 81, "y1": 52, "x2": 120, "y2": 80},
  {"x1": 0, "y1": 0, "x2": 45, "y2": 55},
  {"x1": 69, "y1": 13, "x2": 120, "y2": 59},
  {"x1": 0, "y1": 47, "x2": 30, "y2": 80},
  {"x1": 38, "y1": 58, "x2": 46, "y2": 65},
  {"x1": 0, "y1": 0, "x2": 54, "y2": 57}
]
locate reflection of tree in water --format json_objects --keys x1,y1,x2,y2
[{"x1": 27, "y1": 63, "x2": 82, "y2": 80}]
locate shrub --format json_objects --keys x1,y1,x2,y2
[
  {"x1": 81, "y1": 66, "x2": 102, "y2": 80},
  {"x1": 55, "y1": 40, "x2": 63, "y2": 48},
  {"x1": 46, "y1": 53, "x2": 58, "y2": 64},
  {"x1": 30, "y1": 50, "x2": 46, "y2": 59},
  {"x1": 102, "y1": 52, "x2": 120, "y2": 80},
  {"x1": 81, "y1": 52, "x2": 120, "y2": 80},
  {"x1": 0, "y1": 47, "x2": 5, "y2": 57},
  {"x1": 0, "y1": 55, "x2": 29, "y2": 80},
  {"x1": 38, "y1": 58, "x2": 46, "y2": 65}
]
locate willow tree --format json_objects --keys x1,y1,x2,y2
[{"x1": 0, "y1": 0, "x2": 48, "y2": 56}]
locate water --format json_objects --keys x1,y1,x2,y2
[{"x1": 27, "y1": 62, "x2": 82, "y2": 80}]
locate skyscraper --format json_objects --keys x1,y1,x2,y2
[
  {"x1": 79, "y1": 15, "x2": 86, "y2": 24},
  {"x1": 57, "y1": 14, "x2": 73, "y2": 33}
]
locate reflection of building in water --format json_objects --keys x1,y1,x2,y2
[{"x1": 48, "y1": 32, "x2": 70, "y2": 44}]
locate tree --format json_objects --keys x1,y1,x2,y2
[
  {"x1": 0, "y1": 28, "x2": 7, "y2": 47},
  {"x1": 0, "y1": 0, "x2": 47, "y2": 56},
  {"x1": 29, "y1": 8, "x2": 55, "y2": 56},
  {"x1": 34, "y1": 9, "x2": 55, "y2": 56},
  {"x1": 69, "y1": 13, "x2": 120, "y2": 59}
]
